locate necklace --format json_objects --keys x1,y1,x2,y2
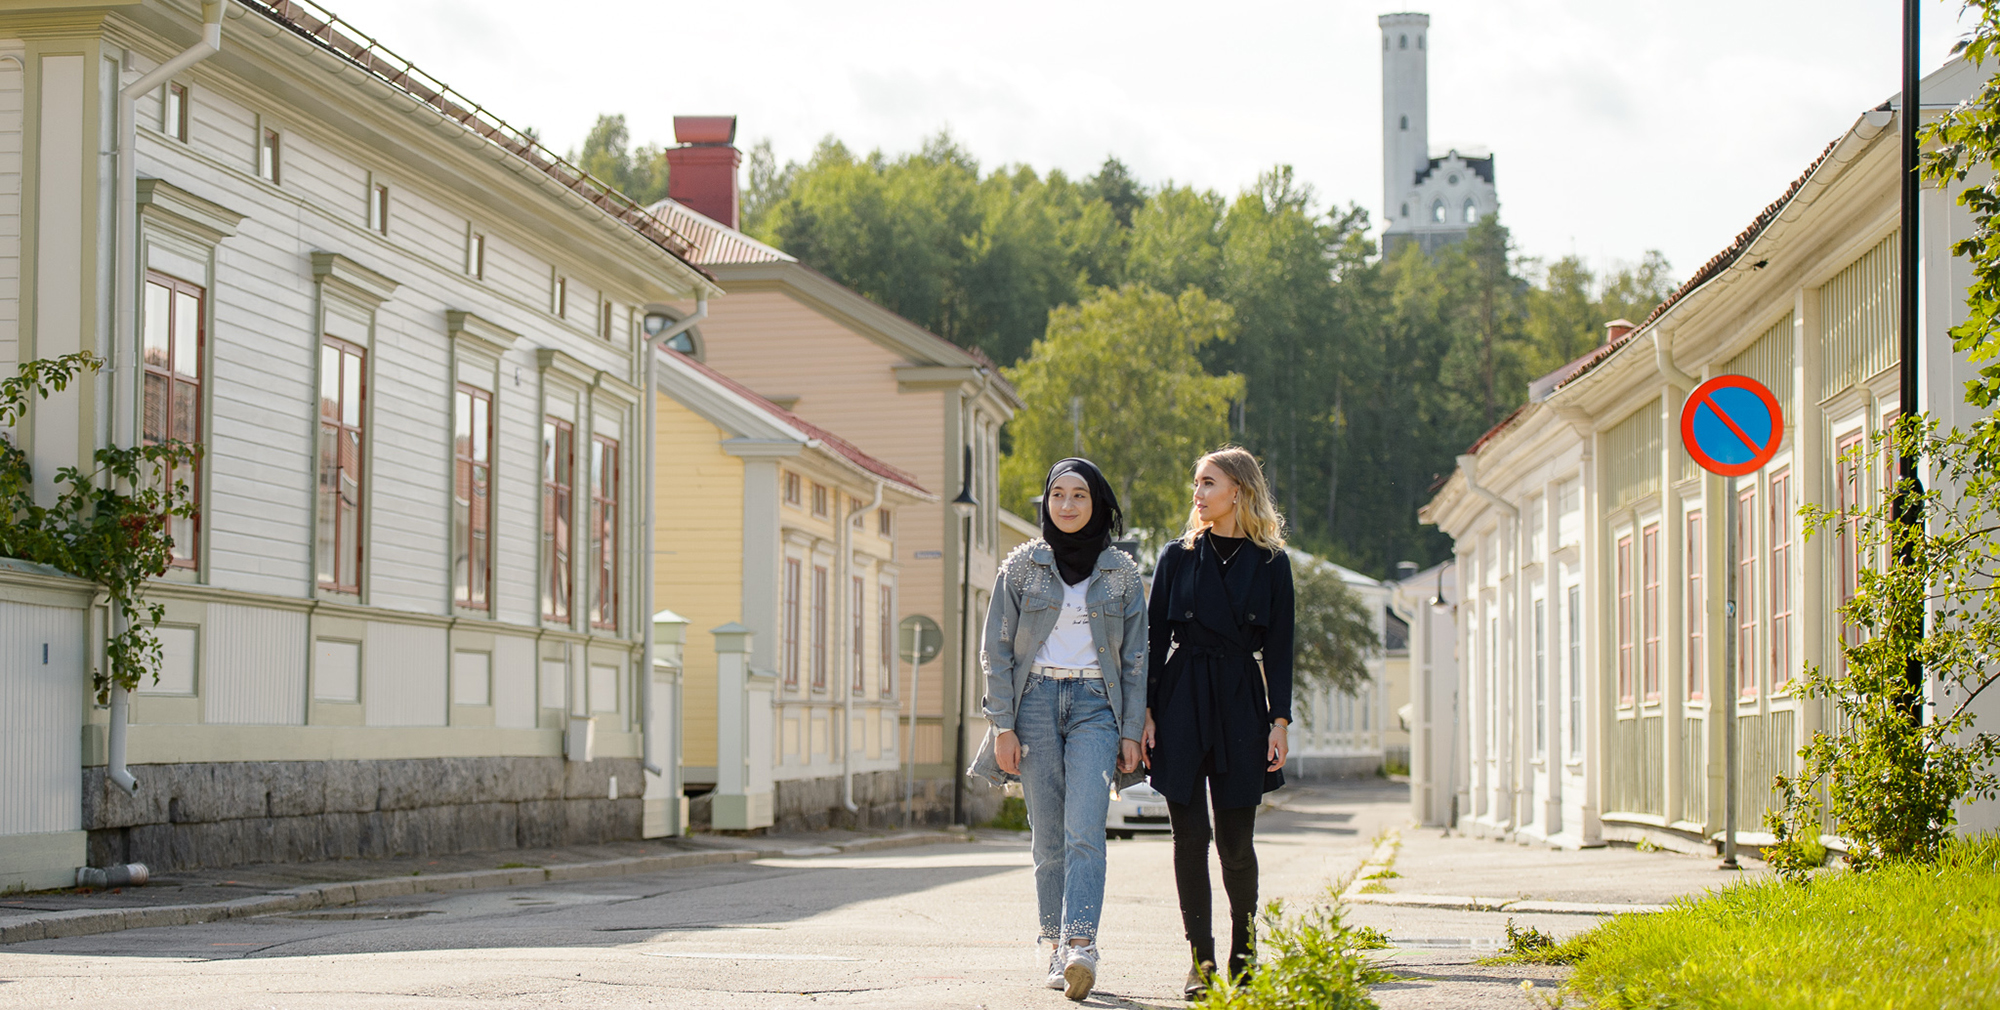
[{"x1": 1213, "y1": 535, "x2": 1246, "y2": 567}]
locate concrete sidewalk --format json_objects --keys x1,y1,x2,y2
[
  {"x1": 0, "y1": 826, "x2": 965, "y2": 946},
  {"x1": 1349, "y1": 825, "x2": 1770, "y2": 1008}
]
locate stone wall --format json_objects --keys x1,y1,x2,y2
[{"x1": 82, "y1": 757, "x2": 642, "y2": 871}]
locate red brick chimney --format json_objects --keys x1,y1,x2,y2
[
  {"x1": 1603, "y1": 318, "x2": 1638, "y2": 345},
  {"x1": 664, "y1": 115, "x2": 741, "y2": 229}
]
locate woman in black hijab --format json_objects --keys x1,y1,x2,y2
[{"x1": 976, "y1": 458, "x2": 1148, "y2": 1000}]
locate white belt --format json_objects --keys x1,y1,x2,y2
[{"x1": 1033, "y1": 664, "x2": 1102, "y2": 680}]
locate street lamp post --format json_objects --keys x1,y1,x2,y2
[{"x1": 950, "y1": 445, "x2": 978, "y2": 827}]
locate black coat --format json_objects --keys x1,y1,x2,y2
[{"x1": 1145, "y1": 533, "x2": 1294, "y2": 810}]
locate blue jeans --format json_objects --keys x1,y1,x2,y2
[{"x1": 1015, "y1": 672, "x2": 1119, "y2": 943}]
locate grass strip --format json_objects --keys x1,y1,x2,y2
[
  {"x1": 1559, "y1": 834, "x2": 2000, "y2": 1009},
  {"x1": 1192, "y1": 883, "x2": 1390, "y2": 1010}
]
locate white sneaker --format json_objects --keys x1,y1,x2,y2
[
  {"x1": 1062, "y1": 942, "x2": 1099, "y2": 1001},
  {"x1": 1043, "y1": 940, "x2": 1065, "y2": 990}
]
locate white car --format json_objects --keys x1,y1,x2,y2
[{"x1": 1106, "y1": 780, "x2": 1173, "y2": 838}]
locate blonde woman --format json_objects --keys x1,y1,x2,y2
[{"x1": 1141, "y1": 446, "x2": 1293, "y2": 997}]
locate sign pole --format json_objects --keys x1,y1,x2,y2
[
  {"x1": 904, "y1": 654, "x2": 921, "y2": 828},
  {"x1": 1721, "y1": 474, "x2": 1740, "y2": 870}
]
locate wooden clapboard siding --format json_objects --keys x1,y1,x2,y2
[
  {"x1": 185, "y1": 76, "x2": 255, "y2": 170},
  {"x1": 652, "y1": 396, "x2": 744, "y2": 771},
  {"x1": 365, "y1": 299, "x2": 452, "y2": 614},
  {"x1": 490, "y1": 346, "x2": 542, "y2": 627},
  {"x1": 279, "y1": 128, "x2": 367, "y2": 227},
  {"x1": 378, "y1": 176, "x2": 470, "y2": 275},
  {"x1": 202, "y1": 211, "x2": 319, "y2": 595},
  {"x1": 0, "y1": 45, "x2": 21, "y2": 375}
]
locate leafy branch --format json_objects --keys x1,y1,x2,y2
[
  {"x1": 1765, "y1": 420, "x2": 2000, "y2": 879},
  {"x1": 1, "y1": 353, "x2": 200, "y2": 701}
]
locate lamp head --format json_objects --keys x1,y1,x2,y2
[{"x1": 642, "y1": 312, "x2": 673, "y2": 337}]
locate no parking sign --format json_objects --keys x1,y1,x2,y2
[{"x1": 1680, "y1": 375, "x2": 1784, "y2": 477}]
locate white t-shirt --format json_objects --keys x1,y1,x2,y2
[{"x1": 1033, "y1": 574, "x2": 1100, "y2": 670}]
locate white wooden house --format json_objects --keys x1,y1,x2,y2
[
  {"x1": 0, "y1": 0, "x2": 718, "y2": 883},
  {"x1": 1419, "y1": 58, "x2": 2000, "y2": 849}
]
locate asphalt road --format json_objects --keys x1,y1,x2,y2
[{"x1": 0, "y1": 784, "x2": 1405, "y2": 1009}]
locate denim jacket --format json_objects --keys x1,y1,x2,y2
[{"x1": 980, "y1": 540, "x2": 1148, "y2": 743}]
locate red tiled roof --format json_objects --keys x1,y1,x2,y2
[
  {"x1": 662, "y1": 349, "x2": 930, "y2": 496},
  {"x1": 648, "y1": 199, "x2": 794, "y2": 266}
]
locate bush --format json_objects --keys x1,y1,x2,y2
[
  {"x1": 986, "y1": 796, "x2": 1028, "y2": 831},
  {"x1": 1561, "y1": 834, "x2": 2000, "y2": 1009}
]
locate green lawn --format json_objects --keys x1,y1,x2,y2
[{"x1": 1560, "y1": 835, "x2": 2000, "y2": 1009}]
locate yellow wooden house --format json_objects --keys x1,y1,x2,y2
[{"x1": 652, "y1": 349, "x2": 932, "y2": 830}]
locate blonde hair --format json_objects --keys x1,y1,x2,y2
[{"x1": 1178, "y1": 445, "x2": 1287, "y2": 552}]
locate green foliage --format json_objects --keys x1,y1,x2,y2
[
  {"x1": 1767, "y1": 421, "x2": 2000, "y2": 876},
  {"x1": 998, "y1": 284, "x2": 1242, "y2": 543},
  {"x1": 751, "y1": 132, "x2": 1122, "y2": 366},
  {"x1": 1561, "y1": 835, "x2": 2000, "y2": 1009},
  {"x1": 723, "y1": 131, "x2": 1675, "y2": 577},
  {"x1": 1291, "y1": 553, "x2": 1381, "y2": 697},
  {"x1": 1, "y1": 354, "x2": 200, "y2": 700},
  {"x1": 570, "y1": 114, "x2": 671, "y2": 206},
  {"x1": 1190, "y1": 887, "x2": 1390, "y2": 1010},
  {"x1": 1924, "y1": 0, "x2": 2000, "y2": 418},
  {"x1": 986, "y1": 795, "x2": 1028, "y2": 831}
]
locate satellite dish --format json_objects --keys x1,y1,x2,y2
[{"x1": 898, "y1": 615, "x2": 943, "y2": 666}]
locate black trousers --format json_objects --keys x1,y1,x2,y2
[{"x1": 1166, "y1": 771, "x2": 1259, "y2": 977}]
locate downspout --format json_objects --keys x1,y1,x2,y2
[
  {"x1": 104, "y1": 0, "x2": 226, "y2": 798},
  {"x1": 641, "y1": 297, "x2": 706, "y2": 787},
  {"x1": 1651, "y1": 327, "x2": 1696, "y2": 390},
  {"x1": 842, "y1": 480, "x2": 885, "y2": 816}
]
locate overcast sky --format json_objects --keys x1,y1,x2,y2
[{"x1": 321, "y1": 0, "x2": 1975, "y2": 285}]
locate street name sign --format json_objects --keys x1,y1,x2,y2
[{"x1": 1680, "y1": 375, "x2": 1784, "y2": 476}]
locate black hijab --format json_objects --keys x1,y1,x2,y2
[{"x1": 1041, "y1": 458, "x2": 1123, "y2": 586}]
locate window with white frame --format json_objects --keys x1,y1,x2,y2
[
  {"x1": 1686, "y1": 509, "x2": 1704, "y2": 701},
  {"x1": 878, "y1": 583, "x2": 895, "y2": 696},
  {"x1": 1642, "y1": 522, "x2": 1661, "y2": 701},
  {"x1": 143, "y1": 271, "x2": 203, "y2": 568},
  {"x1": 257, "y1": 123, "x2": 281, "y2": 183},
  {"x1": 453, "y1": 384, "x2": 493, "y2": 610},
  {"x1": 1616, "y1": 532, "x2": 1633, "y2": 706},
  {"x1": 318, "y1": 336, "x2": 365, "y2": 593},
  {"x1": 783, "y1": 558, "x2": 801, "y2": 688},
  {"x1": 1768, "y1": 468, "x2": 1793, "y2": 691},
  {"x1": 588, "y1": 433, "x2": 618, "y2": 630},
  {"x1": 1736, "y1": 484, "x2": 1759, "y2": 697},
  {"x1": 1566, "y1": 584, "x2": 1582, "y2": 758},
  {"x1": 542, "y1": 418, "x2": 574, "y2": 622},
  {"x1": 851, "y1": 575, "x2": 866, "y2": 693},
  {"x1": 811, "y1": 564, "x2": 829, "y2": 691},
  {"x1": 1533, "y1": 597, "x2": 1547, "y2": 755},
  {"x1": 164, "y1": 82, "x2": 188, "y2": 142},
  {"x1": 368, "y1": 182, "x2": 390, "y2": 236}
]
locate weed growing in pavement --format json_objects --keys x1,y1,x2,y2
[
  {"x1": 1479, "y1": 919, "x2": 1597, "y2": 966},
  {"x1": 1350, "y1": 925, "x2": 1392, "y2": 950},
  {"x1": 1560, "y1": 834, "x2": 2000, "y2": 1008},
  {"x1": 1189, "y1": 883, "x2": 1389, "y2": 1010},
  {"x1": 1357, "y1": 881, "x2": 1392, "y2": 894},
  {"x1": 1633, "y1": 837, "x2": 1661, "y2": 854},
  {"x1": 1362, "y1": 869, "x2": 1400, "y2": 879}
]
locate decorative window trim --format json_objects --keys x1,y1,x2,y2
[
  {"x1": 310, "y1": 251, "x2": 399, "y2": 309},
  {"x1": 136, "y1": 178, "x2": 243, "y2": 246}
]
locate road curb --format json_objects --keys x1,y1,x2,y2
[
  {"x1": 1336, "y1": 827, "x2": 1665, "y2": 916},
  {"x1": 0, "y1": 831, "x2": 965, "y2": 946}
]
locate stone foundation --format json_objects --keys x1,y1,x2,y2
[{"x1": 82, "y1": 757, "x2": 642, "y2": 872}]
